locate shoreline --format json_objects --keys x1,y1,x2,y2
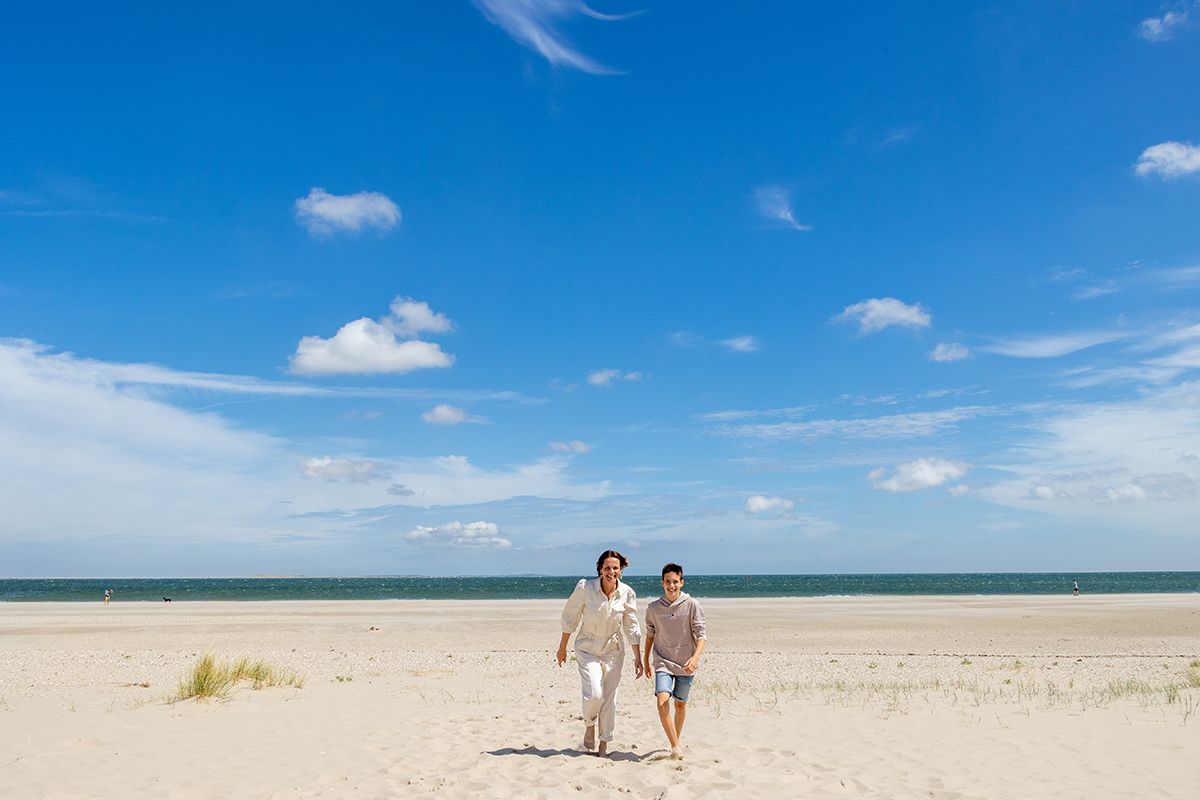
[{"x1": 3, "y1": 589, "x2": 1199, "y2": 604}]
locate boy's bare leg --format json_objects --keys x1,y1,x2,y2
[
  {"x1": 673, "y1": 700, "x2": 688, "y2": 741},
  {"x1": 656, "y1": 692, "x2": 680, "y2": 750}
]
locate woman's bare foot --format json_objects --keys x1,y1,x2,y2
[
  {"x1": 597, "y1": 741, "x2": 608, "y2": 758},
  {"x1": 581, "y1": 726, "x2": 595, "y2": 751}
]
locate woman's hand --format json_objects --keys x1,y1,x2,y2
[
  {"x1": 556, "y1": 643, "x2": 568, "y2": 666},
  {"x1": 634, "y1": 659, "x2": 645, "y2": 679}
]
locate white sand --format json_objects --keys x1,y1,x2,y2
[{"x1": 1, "y1": 595, "x2": 1198, "y2": 799}]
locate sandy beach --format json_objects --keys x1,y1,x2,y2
[{"x1": 1, "y1": 594, "x2": 1197, "y2": 799}]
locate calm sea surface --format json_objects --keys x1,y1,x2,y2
[{"x1": 2, "y1": 573, "x2": 1198, "y2": 602}]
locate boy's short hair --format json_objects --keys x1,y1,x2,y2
[{"x1": 661, "y1": 562, "x2": 684, "y2": 578}]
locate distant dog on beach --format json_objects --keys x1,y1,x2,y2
[{"x1": 162, "y1": 597, "x2": 172, "y2": 603}]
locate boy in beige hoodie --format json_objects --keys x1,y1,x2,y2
[{"x1": 642, "y1": 563, "x2": 707, "y2": 760}]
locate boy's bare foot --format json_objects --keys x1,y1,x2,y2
[
  {"x1": 670, "y1": 746, "x2": 684, "y2": 761},
  {"x1": 597, "y1": 741, "x2": 608, "y2": 758}
]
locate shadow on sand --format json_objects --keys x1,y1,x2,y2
[{"x1": 486, "y1": 745, "x2": 663, "y2": 763}]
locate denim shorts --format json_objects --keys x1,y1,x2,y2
[{"x1": 654, "y1": 672, "x2": 695, "y2": 702}]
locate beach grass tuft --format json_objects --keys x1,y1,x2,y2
[{"x1": 172, "y1": 654, "x2": 304, "y2": 702}]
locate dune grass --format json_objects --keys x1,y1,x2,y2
[{"x1": 172, "y1": 654, "x2": 304, "y2": 702}]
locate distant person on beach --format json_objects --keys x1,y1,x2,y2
[
  {"x1": 1073, "y1": 579, "x2": 1080, "y2": 596},
  {"x1": 557, "y1": 550, "x2": 643, "y2": 758},
  {"x1": 103, "y1": 588, "x2": 111, "y2": 605},
  {"x1": 642, "y1": 563, "x2": 707, "y2": 760}
]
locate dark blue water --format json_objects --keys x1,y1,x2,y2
[{"x1": 1, "y1": 573, "x2": 1197, "y2": 601}]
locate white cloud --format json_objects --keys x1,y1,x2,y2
[
  {"x1": 744, "y1": 495, "x2": 795, "y2": 514},
  {"x1": 753, "y1": 186, "x2": 812, "y2": 231},
  {"x1": 550, "y1": 440, "x2": 592, "y2": 453},
  {"x1": 293, "y1": 188, "x2": 400, "y2": 235},
  {"x1": 587, "y1": 368, "x2": 643, "y2": 387},
  {"x1": 420, "y1": 404, "x2": 462, "y2": 425},
  {"x1": 947, "y1": 484, "x2": 970, "y2": 496},
  {"x1": 720, "y1": 336, "x2": 760, "y2": 353},
  {"x1": 982, "y1": 330, "x2": 1125, "y2": 358},
  {"x1": 1138, "y1": 10, "x2": 1189, "y2": 41},
  {"x1": 299, "y1": 456, "x2": 386, "y2": 483},
  {"x1": 930, "y1": 342, "x2": 969, "y2": 362},
  {"x1": 289, "y1": 297, "x2": 455, "y2": 376},
  {"x1": 471, "y1": 0, "x2": 631, "y2": 75},
  {"x1": 1135, "y1": 141, "x2": 1200, "y2": 178},
  {"x1": 421, "y1": 404, "x2": 488, "y2": 425},
  {"x1": 869, "y1": 458, "x2": 970, "y2": 492},
  {"x1": 405, "y1": 520, "x2": 512, "y2": 548},
  {"x1": 837, "y1": 297, "x2": 931, "y2": 334},
  {"x1": 383, "y1": 297, "x2": 454, "y2": 337}
]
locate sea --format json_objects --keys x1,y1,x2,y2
[{"x1": 1, "y1": 572, "x2": 1198, "y2": 602}]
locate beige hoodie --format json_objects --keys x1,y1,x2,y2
[{"x1": 644, "y1": 592, "x2": 706, "y2": 675}]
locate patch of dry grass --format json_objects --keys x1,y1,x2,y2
[{"x1": 172, "y1": 654, "x2": 304, "y2": 702}]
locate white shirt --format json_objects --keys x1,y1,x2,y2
[{"x1": 561, "y1": 577, "x2": 641, "y2": 657}]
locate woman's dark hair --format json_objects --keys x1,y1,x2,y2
[
  {"x1": 662, "y1": 563, "x2": 684, "y2": 578},
  {"x1": 595, "y1": 549, "x2": 629, "y2": 574}
]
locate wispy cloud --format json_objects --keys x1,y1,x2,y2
[
  {"x1": 587, "y1": 368, "x2": 643, "y2": 386},
  {"x1": 421, "y1": 404, "x2": 488, "y2": 425},
  {"x1": 929, "y1": 342, "x2": 970, "y2": 362},
  {"x1": 0, "y1": 338, "x2": 534, "y2": 404},
  {"x1": 405, "y1": 520, "x2": 512, "y2": 548},
  {"x1": 719, "y1": 335, "x2": 760, "y2": 353},
  {"x1": 670, "y1": 331, "x2": 761, "y2": 353},
  {"x1": 471, "y1": 0, "x2": 633, "y2": 75},
  {"x1": 289, "y1": 297, "x2": 455, "y2": 376},
  {"x1": 714, "y1": 406, "x2": 995, "y2": 442},
  {"x1": 1071, "y1": 281, "x2": 1119, "y2": 300},
  {"x1": 550, "y1": 440, "x2": 592, "y2": 453},
  {"x1": 879, "y1": 124, "x2": 920, "y2": 147},
  {"x1": 868, "y1": 458, "x2": 969, "y2": 492},
  {"x1": 696, "y1": 406, "x2": 810, "y2": 422},
  {"x1": 1135, "y1": 141, "x2": 1200, "y2": 178},
  {"x1": 0, "y1": 182, "x2": 164, "y2": 223},
  {"x1": 1138, "y1": 8, "x2": 1191, "y2": 42},
  {"x1": 753, "y1": 186, "x2": 812, "y2": 231},
  {"x1": 981, "y1": 330, "x2": 1126, "y2": 359},
  {"x1": 294, "y1": 188, "x2": 400, "y2": 235},
  {"x1": 837, "y1": 297, "x2": 931, "y2": 334},
  {"x1": 982, "y1": 384, "x2": 1200, "y2": 521},
  {"x1": 1145, "y1": 265, "x2": 1200, "y2": 286}
]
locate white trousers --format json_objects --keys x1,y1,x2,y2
[{"x1": 576, "y1": 647, "x2": 624, "y2": 742}]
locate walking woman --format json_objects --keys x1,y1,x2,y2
[{"x1": 556, "y1": 549, "x2": 644, "y2": 757}]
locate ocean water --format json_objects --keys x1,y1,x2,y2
[{"x1": 1, "y1": 572, "x2": 1197, "y2": 602}]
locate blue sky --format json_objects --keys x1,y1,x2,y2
[{"x1": 3, "y1": 2, "x2": 1200, "y2": 576}]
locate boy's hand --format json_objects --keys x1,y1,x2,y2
[
  {"x1": 683, "y1": 655, "x2": 699, "y2": 673},
  {"x1": 642, "y1": 659, "x2": 652, "y2": 677}
]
